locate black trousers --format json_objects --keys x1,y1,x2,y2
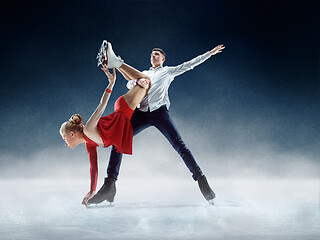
[{"x1": 107, "y1": 105, "x2": 203, "y2": 181}]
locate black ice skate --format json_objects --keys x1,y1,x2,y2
[
  {"x1": 87, "y1": 177, "x2": 116, "y2": 205},
  {"x1": 197, "y1": 175, "x2": 215, "y2": 205}
]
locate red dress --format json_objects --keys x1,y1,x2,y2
[
  {"x1": 83, "y1": 96, "x2": 134, "y2": 193},
  {"x1": 98, "y1": 96, "x2": 134, "y2": 154}
]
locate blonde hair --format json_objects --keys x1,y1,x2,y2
[{"x1": 60, "y1": 114, "x2": 84, "y2": 135}]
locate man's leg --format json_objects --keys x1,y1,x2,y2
[
  {"x1": 107, "y1": 147, "x2": 123, "y2": 180},
  {"x1": 107, "y1": 109, "x2": 152, "y2": 180},
  {"x1": 151, "y1": 107, "x2": 215, "y2": 203},
  {"x1": 88, "y1": 109, "x2": 151, "y2": 204},
  {"x1": 151, "y1": 107, "x2": 203, "y2": 180},
  {"x1": 87, "y1": 146, "x2": 121, "y2": 204}
]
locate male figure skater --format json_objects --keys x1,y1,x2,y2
[{"x1": 89, "y1": 43, "x2": 225, "y2": 205}]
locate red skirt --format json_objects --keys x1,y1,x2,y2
[{"x1": 97, "y1": 96, "x2": 134, "y2": 154}]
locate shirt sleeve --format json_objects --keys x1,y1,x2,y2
[
  {"x1": 85, "y1": 144, "x2": 98, "y2": 193},
  {"x1": 168, "y1": 51, "x2": 212, "y2": 78}
]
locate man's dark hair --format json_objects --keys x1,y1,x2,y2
[{"x1": 152, "y1": 48, "x2": 166, "y2": 58}]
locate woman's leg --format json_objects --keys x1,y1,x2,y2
[
  {"x1": 117, "y1": 67, "x2": 132, "y2": 81},
  {"x1": 118, "y1": 63, "x2": 150, "y2": 81},
  {"x1": 105, "y1": 41, "x2": 149, "y2": 81},
  {"x1": 123, "y1": 82, "x2": 150, "y2": 110}
]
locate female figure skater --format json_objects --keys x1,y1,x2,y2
[{"x1": 60, "y1": 41, "x2": 150, "y2": 205}]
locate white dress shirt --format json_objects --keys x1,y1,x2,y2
[{"x1": 127, "y1": 51, "x2": 212, "y2": 112}]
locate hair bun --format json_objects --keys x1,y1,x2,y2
[{"x1": 69, "y1": 114, "x2": 83, "y2": 125}]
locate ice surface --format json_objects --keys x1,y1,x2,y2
[{"x1": 0, "y1": 177, "x2": 319, "y2": 240}]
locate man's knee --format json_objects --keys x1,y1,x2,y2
[{"x1": 171, "y1": 136, "x2": 189, "y2": 153}]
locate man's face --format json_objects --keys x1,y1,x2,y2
[{"x1": 150, "y1": 51, "x2": 165, "y2": 68}]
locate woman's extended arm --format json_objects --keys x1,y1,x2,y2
[
  {"x1": 85, "y1": 66, "x2": 116, "y2": 130},
  {"x1": 82, "y1": 145, "x2": 98, "y2": 205}
]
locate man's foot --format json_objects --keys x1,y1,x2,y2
[
  {"x1": 197, "y1": 175, "x2": 215, "y2": 204},
  {"x1": 87, "y1": 178, "x2": 116, "y2": 205},
  {"x1": 106, "y1": 42, "x2": 124, "y2": 69}
]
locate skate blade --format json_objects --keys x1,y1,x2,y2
[
  {"x1": 86, "y1": 202, "x2": 114, "y2": 209},
  {"x1": 208, "y1": 199, "x2": 214, "y2": 205}
]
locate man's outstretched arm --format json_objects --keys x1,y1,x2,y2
[{"x1": 169, "y1": 44, "x2": 225, "y2": 78}]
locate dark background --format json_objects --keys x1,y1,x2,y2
[{"x1": 0, "y1": 0, "x2": 319, "y2": 172}]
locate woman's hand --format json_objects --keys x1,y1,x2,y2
[
  {"x1": 101, "y1": 64, "x2": 116, "y2": 85},
  {"x1": 210, "y1": 44, "x2": 225, "y2": 55},
  {"x1": 82, "y1": 191, "x2": 95, "y2": 205}
]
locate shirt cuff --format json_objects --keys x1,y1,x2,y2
[{"x1": 204, "y1": 51, "x2": 212, "y2": 59}]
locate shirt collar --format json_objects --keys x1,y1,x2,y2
[{"x1": 149, "y1": 65, "x2": 164, "y2": 70}]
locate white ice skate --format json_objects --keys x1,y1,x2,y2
[
  {"x1": 105, "y1": 42, "x2": 124, "y2": 69},
  {"x1": 86, "y1": 202, "x2": 114, "y2": 209},
  {"x1": 96, "y1": 40, "x2": 108, "y2": 67}
]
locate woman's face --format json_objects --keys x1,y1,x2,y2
[{"x1": 62, "y1": 131, "x2": 78, "y2": 149}]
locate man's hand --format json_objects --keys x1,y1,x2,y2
[
  {"x1": 136, "y1": 78, "x2": 150, "y2": 90},
  {"x1": 210, "y1": 44, "x2": 225, "y2": 55},
  {"x1": 101, "y1": 64, "x2": 116, "y2": 84}
]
